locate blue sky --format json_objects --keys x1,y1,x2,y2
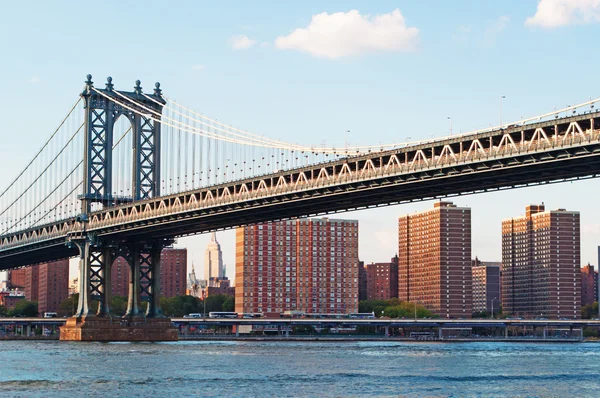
[{"x1": 1, "y1": 1, "x2": 599, "y2": 280}]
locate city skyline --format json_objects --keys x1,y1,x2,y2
[
  {"x1": 1, "y1": 1, "x2": 600, "y2": 282},
  {"x1": 3, "y1": 2, "x2": 600, "y2": 394}
]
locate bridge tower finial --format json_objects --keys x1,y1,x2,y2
[
  {"x1": 134, "y1": 79, "x2": 142, "y2": 95},
  {"x1": 85, "y1": 74, "x2": 93, "y2": 87},
  {"x1": 106, "y1": 76, "x2": 114, "y2": 92},
  {"x1": 154, "y1": 82, "x2": 162, "y2": 97}
]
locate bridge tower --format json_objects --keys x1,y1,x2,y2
[{"x1": 61, "y1": 75, "x2": 177, "y2": 341}]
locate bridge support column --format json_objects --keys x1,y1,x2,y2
[
  {"x1": 96, "y1": 246, "x2": 114, "y2": 317},
  {"x1": 125, "y1": 244, "x2": 142, "y2": 317},
  {"x1": 74, "y1": 239, "x2": 92, "y2": 317},
  {"x1": 144, "y1": 241, "x2": 165, "y2": 318},
  {"x1": 60, "y1": 238, "x2": 176, "y2": 342}
]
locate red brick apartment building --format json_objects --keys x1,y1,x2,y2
[
  {"x1": 236, "y1": 218, "x2": 359, "y2": 315},
  {"x1": 580, "y1": 264, "x2": 598, "y2": 307},
  {"x1": 502, "y1": 205, "x2": 580, "y2": 319},
  {"x1": 365, "y1": 256, "x2": 399, "y2": 301},
  {"x1": 111, "y1": 247, "x2": 187, "y2": 298},
  {"x1": 8, "y1": 260, "x2": 69, "y2": 314},
  {"x1": 398, "y1": 201, "x2": 472, "y2": 319}
]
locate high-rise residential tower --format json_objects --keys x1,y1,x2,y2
[
  {"x1": 235, "y1": 218, "x2": 359, "y2": 315},
  {"x1": 501, "y1": 205, "x2": 580, "y2": 319},
  {"x1": 398, "y1": 201, "x2": 472, "y2": 319},
  {"x1": 365, "y1": 256, "x2": 399, "y2": 301},
  {"x1": 471, "y1": 258, "x2": 501, "y2": 315},
  {"x1": 580, "y1": 264, "x2": 598, "y2": 307},
  {"x1": 8, "y1": 260, "x2": 69, "y2": 314}
]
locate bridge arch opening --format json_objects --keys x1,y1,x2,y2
[{"x1": 112, "y1": 114, "x2": 134, "y2": 203}]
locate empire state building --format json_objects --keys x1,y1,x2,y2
[{"x1": 204, "y1": 232, "x2": 224, "y2": 282}]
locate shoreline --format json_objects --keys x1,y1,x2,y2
[{"x1": 1, "y1": 335, "x2": 591, "y2": 343}]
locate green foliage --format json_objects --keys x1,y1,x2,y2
[
  {"x1": 111, "y1": 296, "x2": 128, "y2": 316},
  {"x1": 583, "y1": 327, "x2": 599, "y2": 338},
  {"x1": 57, "y1": 294, "x2": 235, "y2": 318},
  {"x1": 160, "y1": 295, "x2": 202, "y2": 317},
  {"x1": 359, "y1": 299, "x2": 436, "y2": 319},
  {"x1": 0, "y1": 305, "x2": 8, "y2": 316},
  {"x1": 222, "y1": 296, "x2": 235, "y2": 312},
  {"x1": 581, "y1": 302, "x2": 599, "y2": 319},
  {"x1": 58, "y1": 294, "x2": 129, "y2": 316},
  {"x1": 204, "y1": 294, "x2": 233, "y2": 313},
  {"x1": 10, "y1": 300, "x2": 38, "y2": 317},
  {"x1": 472, "y1": 311, "x2": 489, "y2": 318},
  {"x1": 293, "y1": 325, "x2": 315, "y2": 334}
]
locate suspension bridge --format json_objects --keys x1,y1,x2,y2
[{"x1": 0, "y1": 75, "x2": 599, "y2": 340}]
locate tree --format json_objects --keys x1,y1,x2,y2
[
  {"x1": 10, "y1": 300, "x2": 38, "y2": 317},
  {"x1": 111, "y1": 296, "x2": 128, "y2": 316},
  {"x1": 160, "y1": 295, "x2": 203, "y2": 317},
  {"x1": 59, "y1": 294, "x2": 78, "y2": 316},
  {"x1": 59, "y1": 294, "x2": 129, "y2": 317},
  {"x1": 0, "y1": 305, "x2": 8, "y2": 316},
  {"x1": 582, "y1": 302, "x2": 599, "y2": 319},
  {"x1": 203, "y1": 294, "x2": 230, "y2": 313},
  {"x1": 222, "y1": 296, "x2": 235, "y2": 312},
  {"x1": 358, "y1": 299, "x2": 436, "y2": 318}
]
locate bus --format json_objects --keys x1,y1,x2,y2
[
  {"x1": 43, "y1": 312, "x2": 58, "y2": 318},
  {"x1": 208, "y1": 312, "x2": 238, "y2": 319},
  {"x1": 183, "y1": 313, "x2": 204, "y2": 319},
  {"x1": 348, "y1": 312, "x2": 375, "y2": 319},
  {"x1": 280, "y1": 310, "x2": 305, "y2": 318},
  {"x1": 242, "y1": 313, "x2": 265, "y2": 319}
]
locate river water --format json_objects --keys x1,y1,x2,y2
[{"x1": 1, "y1": 340, "x2": 599, "y2": 397}]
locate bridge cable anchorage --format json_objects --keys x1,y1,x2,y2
[
  {"x1": 0, "y1": 97, "x2": 82, "y2": 200},
  {"x1": 0, "y1": 122, "x2": 84, "y2": 219}
]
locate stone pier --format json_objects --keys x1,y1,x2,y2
[{"x1": 60, "y1": 316, "x2": 178, "y2": 342}]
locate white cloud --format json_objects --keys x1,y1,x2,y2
[
  {"x1": 526, "y1": 0, "x2": 600, "y2": 28},
  {"x1": 260, "y1": 41, "x2": 270, "y2": 47},
  {"x1": 482, "y1": 16, "x2": 510, "y2": 46},
  {"x1": 229, "y1": 34, "x2": 256, "y2": 50},
  {"x1": 191, "y1": 64, "x2": 205, "y2": 71},
  {"x1": 28, "y1": 76, "x2": 41, "y2": 84},
  {"x1": 274, "y1": 9, "x2": 419, "y2": 59}
]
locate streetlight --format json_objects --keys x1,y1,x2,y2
[
  {"x1": 345, "y1": 130, "x2": 350, "y2": 155},
  {"x1": 447, "y1": 117, "x2": 452, "y2": 136},
  {"x1": 491, "y1": 297, "x2": 498, "y2": 319},
  {"x1": 500, "y1": 96, "x2": 506, "y2": 128}
]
